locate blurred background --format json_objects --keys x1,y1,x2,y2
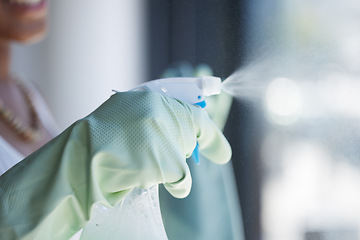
[{"x1": 10, "y1": 0, "x2": 360, "y2": 239}]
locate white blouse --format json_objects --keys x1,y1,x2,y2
[{"x1": 0, "y1": 136, "x2": 25, "y2": 175}]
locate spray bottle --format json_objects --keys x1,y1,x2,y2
[
  {"x1": 80, "y1": 76, "x2": 222, "y2": 240},
  {"x1": 132, "y1": 76, "x2": 222, "y2": 105}
]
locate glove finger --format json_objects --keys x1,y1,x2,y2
[
  {"x1": 92, "y1": 149, "x2": 192, "y2": 201},
  {"x1": 163, "y1": 160, "x2": 192, "y2": 199},
  {"x1": 190, "y1": 105, "x2": 232, "y2": 165}
]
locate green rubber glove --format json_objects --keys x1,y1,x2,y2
[{"x1": 0, "y1": 91, "x2": 232, "y2": 240}]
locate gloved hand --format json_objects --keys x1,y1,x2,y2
[{"x1": 0, "y1": 91, "x2": 232, "y2": 240}]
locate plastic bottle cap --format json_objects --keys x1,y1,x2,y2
[{"x1": 201, "y1": 76, "x2": 222, "y2": 96}]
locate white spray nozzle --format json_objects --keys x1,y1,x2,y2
[
  {"x1": 127, "y1": 76, "x2": 222, "y2": 105},
  {"x1": 201, "y1": 76, "x2": 222, "y2": 96}
]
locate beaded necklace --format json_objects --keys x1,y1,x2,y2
[{"x1": 0, "y1": 78, "x2": 41, "y2": 142}]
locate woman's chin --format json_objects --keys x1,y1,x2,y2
[{"x1": 11, "y1": 27, "x2": 47, "y2": 45}]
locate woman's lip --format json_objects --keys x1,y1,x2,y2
[{"x1": 4, "y1": 0, "x2": 47, "y2": 11}]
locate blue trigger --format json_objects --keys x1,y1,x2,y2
[
  {"x1": 191, "y1": 143, "x2": 200, "y2": 165},
  {"x1": 190, "y1": 100, "x2": 206, "y2": 164},
  {"x1": 195, "y1": 100, "x2": 206, "y2": 108}
]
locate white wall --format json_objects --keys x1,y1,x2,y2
[{"x1": 12, "y1": 1, "x2": 147, "y2": 130}]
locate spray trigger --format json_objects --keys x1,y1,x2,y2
[
  {"x1": 195, "y1": 100, "x2": 206, "y2": 108},
  {"x1": 191, "y1": 100, "x2": 207, "y2": 164},
  {"x1": 191, "y1": 143, "x2": 200, "y2": 165}
]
